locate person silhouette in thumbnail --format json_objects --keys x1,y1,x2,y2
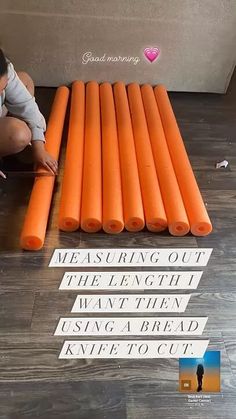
[{"x1": 196, "y1": 363, "x2": 204, "y2": 392}]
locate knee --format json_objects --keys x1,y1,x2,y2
[
  {"x1": 17, "y1": 71, "x2": 34, "y2": 96},
  {"x1": 9, "y1": 119, "x2": 32, "y2": 153},
  {"x1": 17, "y1": 71, "x2": 32, "y2": 84}
]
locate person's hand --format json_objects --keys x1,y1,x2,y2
[
  {"x1": 0, "y1": 170, "x2": 6, "y2": 179},
  {"x1": 32, "y1": 140, "x2": 58, "y2": 174}
]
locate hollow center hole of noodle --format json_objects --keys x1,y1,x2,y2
[
  {"x1": 65, "y1": 221, "x2": 73, "y2": 227},
  {"x1": 198, "y1": 226, "x2": 205, "y2": 232},
  {"x1": 88, "y1": 222, "x2": 96, "y2": 229},
  {"x1": 27, "y1": 239, "x2": 36, "y2": 247}
]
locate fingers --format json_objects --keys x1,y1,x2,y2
[
  {"x1": 47, "y1": 158, "x2": 58, "y2": 174},
  {"x1": 49, "y1": 159, "x2": 58, "y2": 174},
  {"x1": 42, "y1": 157, "x2": 58, "y2": 175},
  {"x1": 0, "y1": 170, "x2": 6, "y2": 179},
  {"x1": 33, "y1": 151, "x2": 58, "y2": 175},
  {"x1": 43, "y1": 161, "x2": 55, "y2": 174}
]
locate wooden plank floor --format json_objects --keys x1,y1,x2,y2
[{"x1": 0, "y1": 73, "x2": 236, "y2": 418}]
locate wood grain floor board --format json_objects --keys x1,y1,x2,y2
[{"x1": 0, "y1": 381, "x2": 126, "y2": 419}]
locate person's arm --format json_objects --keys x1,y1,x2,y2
[
  {"x1": 5, "y1": 62, "x2": 46, "y2": 142},
  {"x1": 4, "y1": 62, "x2": 57, "y2": 173},
  {"x1": 32, "y1": 140, "x2": 58, "y2": 173}
]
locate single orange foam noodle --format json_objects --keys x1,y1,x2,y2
[
  {"x1": 20, "y1": 86, "x2": 70, "y2": 250},
  {"x1": 80, "y1": 81, "x2": 102, "y2": 233},
  {"x1": 141, "y1": 84, "x2": 190, "y2": 236},
  {"x1": 58, "y1": 81, "x2": 85, "y2": 231},
  {"x1": 100, "y1": 82, "x2": 124, "y2": 233},
  {"x1": 154, "y1": 85, "x2": 212, "y2": 236}
]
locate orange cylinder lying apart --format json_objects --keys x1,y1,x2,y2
[
  {"x1": 154, "y1": 85, "x2": 212, "y2": 236},
  {"x1": 100, "y1": 83, "x2": 124, "y2": 234},
  {"x1": 20, "y1": 86, "x2": 70, "y2": 250},
  {"x1": 58, "y1": 81, "x2": 85, "y2": 231},
  {"x1": 80, "y1": 81, "x2": 102, "y2": 233},
  {"x1": 141, "y1": 84, "x2": 190, "y2": 236},
  {"x1": 113, "y1": 82, "x2": 145, "y2": 232},
  {"x1": 127, "y1": 83, "x2": 167, "y2": 232}
]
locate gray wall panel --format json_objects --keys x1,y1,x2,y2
[{"x1": 0, "y1": 0, "x2": 235, "y2": 91}]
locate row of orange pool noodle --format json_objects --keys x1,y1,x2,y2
[{"x1": 20, "y1": 82, "x2": 212, "y2": 250}]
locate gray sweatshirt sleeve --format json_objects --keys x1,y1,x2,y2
[{"x1": 4, "y1": 62, "x2": 46, "y2": 142}]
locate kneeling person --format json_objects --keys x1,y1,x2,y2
[{"x1": 0, "y1": 48, "x2": 57, "y2": 178}]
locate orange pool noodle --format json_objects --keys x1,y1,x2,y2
[
  {"x1": 80, "y1": 81, "x2": 102, "y2": 233},
  {"x1": 141, "y1": 84, "x2": 190, "y2": 236},
  {"x1": 113, "y1": 82, "x2": 145, "y2": 232},
  {"x1": 127, "y1": 83, "x2": 167, "y2": 232},
  {"x1": 58, "y1": 81, "x2": 85, "y2": 231},
  {"x1": 154, "y1": 85, "x2": 212, "y2": 236},
  {"x1": 100, "y1": 83, "x2": 124, "y2": 234},
  {"x1": 20, "y1": 86, "x2": 70, "y2": 250}
]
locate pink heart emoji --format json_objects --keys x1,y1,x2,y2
[{"x1": 144, "y1": 47, "x2": 160, "y2": 63}]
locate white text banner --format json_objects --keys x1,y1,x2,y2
[
  {"x1": 50, "y1": 248, "x2": 212, "y2": 267},
  {"x1": 59, "y1": 339, "x2": 209, "y2": 358}
]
